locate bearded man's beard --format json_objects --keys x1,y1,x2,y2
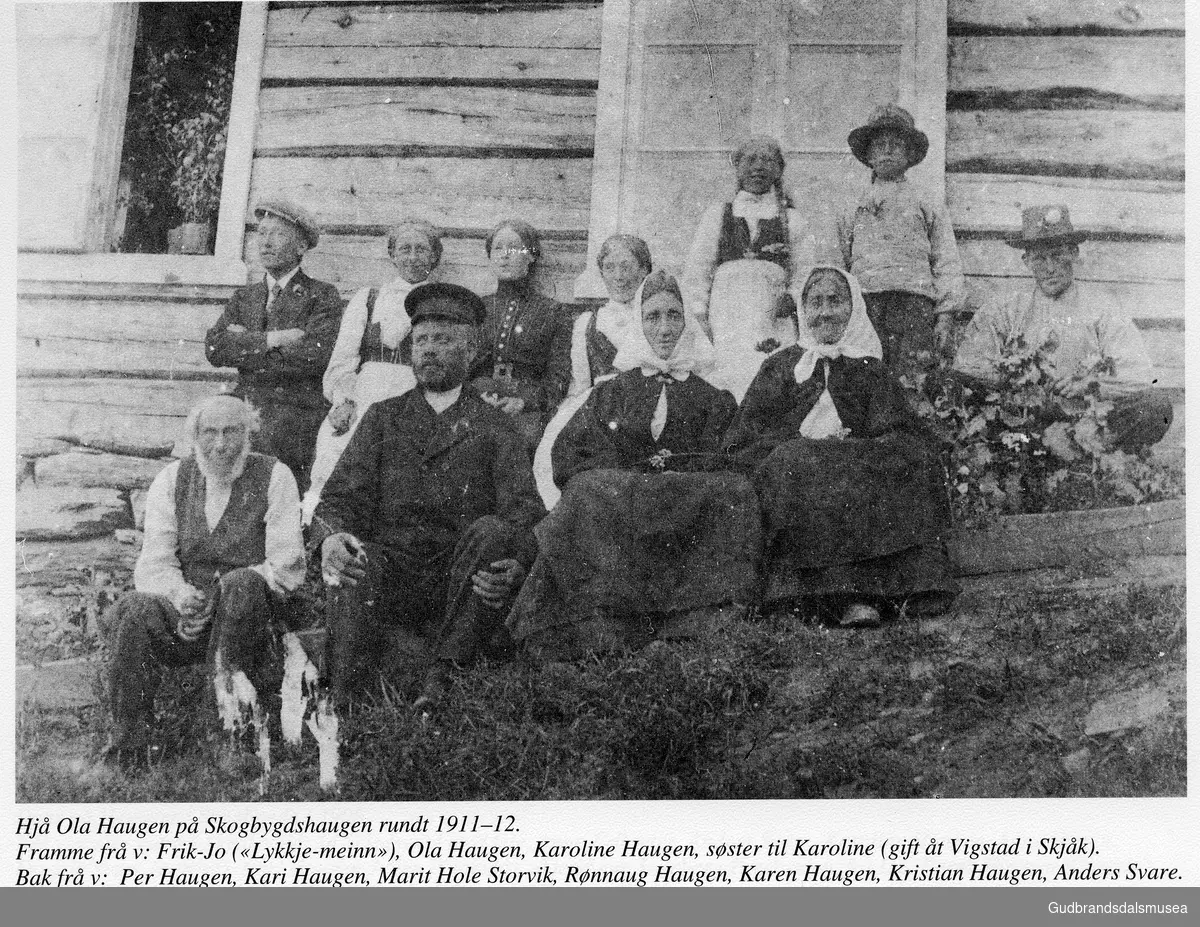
[{"x1": 197, "y1": 439, "x2": 251, "y2": 486}]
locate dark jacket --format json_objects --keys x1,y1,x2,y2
[
  {"x1": 552, "y1": 369, "x2": 738, "y2": 488},
  {"x1": 722, "y1": 345, "x2": 924, "y2": 466},
  {"x1": 205, "y1": 268, "x2": 344, "y2": 410},
  {"x1": 469, "y1": 280, "x2": 573, "y2": 417},
  {"x1": 311, "y1": 387, "x2": 545, "y2": 563}
]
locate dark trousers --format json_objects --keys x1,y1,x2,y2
[
  {"x1": 251, "y1": 401, "x2": 327, "y2": 494},
  {"x1": 1106, "y1": 391, "x2": 1174, "y2": 452},
  {"x1": 325, "y1": 516, "x2": 528, "y2": 700},
  {"x1": 864, "y1": 290, "x2": 938, "y2": 385},
  {"x1": 107, "y1": 569, "x2": 282, "y2": 751}
]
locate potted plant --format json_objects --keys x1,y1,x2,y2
[{"x1": 166, "y1": 63, "x2": 233, "y2": 255}]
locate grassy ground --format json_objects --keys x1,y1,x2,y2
[{"x1": 16, "y1": 579, "x2": 1185, "y2": 802}]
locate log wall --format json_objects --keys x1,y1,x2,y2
[
  {"x1": 946, "y1": 0, "x2": 1184, "y2": 401},
  {"x1": 16, "y1": 0, "x2": 1185, "y2": 535}
]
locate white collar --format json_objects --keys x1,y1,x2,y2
[
  {"x1": 266, "y1": 265, "x2": 301, "y2": 292},
  {"x1": 423, "y1": 384, "x2": 463, "y2": 414}
]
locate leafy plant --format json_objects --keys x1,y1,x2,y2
[{"x1": 909, "y1": 335, "x2": 1182, "y2": 524}]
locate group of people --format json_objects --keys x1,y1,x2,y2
[{"x1": 104, "y1": 105, "x2": 1172, "y2": 767}]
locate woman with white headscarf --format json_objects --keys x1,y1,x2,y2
[
  {"x1": 302, "y1": 218, "x2": 440, "y2": 522},
  {"x1": 725, "y1": 265, "x2": 957, "y2": 628},
  {"x1": 510, "y1": 271, "x2": 762, "y2": 660}
]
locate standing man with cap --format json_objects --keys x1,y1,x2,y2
[
  {"x1": 206, "y1": 199, "x2": 344, "y2": 492},
  {"x1": 312, "y1": 282, "x2": 545, "y2": 709},
  {"x1": 954, "y1": 205, "x2": 1173, "y2": 452}
]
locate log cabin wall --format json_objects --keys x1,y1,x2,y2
[
  {"x1": 245, "y1": 0, "x2": 603, "y2": 299},
  {"x1": 16, "y1": 0, "x2": 1184, "y2": 539},
  {"x1": 945, "y1": 0, "x2": 1184, "y2": 402}
]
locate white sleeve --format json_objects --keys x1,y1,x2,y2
[
  {"x1": 133, "y1": 462, "x2": 189, "y2": 601},
  {"x1": 681, "y1": 202, "x2": 726, "y2": 324},
  {"x1": 250, "y1": 462, "x2": 306, "y2": 596},
  {"x1": 566, "y1": 312, "x2": 593, "y2": 397},
  {"x1": 323, "y1": 287, "x2": 371, "y2": 404}
]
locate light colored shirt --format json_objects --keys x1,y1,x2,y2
[
  {"x1": 134, "y1": 458, "x2": 305, "y2": 602},
  {"x1": 264, "y1": 265, "x2": 301, "y2": 312},
  {"x1": 954, "y1": 282, "x2": 1156, "y2": 398},
  {"x1": 837, "y1": 177, "x2": 965, "y2": 313},
  {"x1": 683, "y1": 200, "x2": 817, "y2": 325},
  {"x1": 424, "y1": 384, "x2": 463, "y2": 415},
  {"x1": 323, "y1": 278, "x2": 419, "y2": 406}
]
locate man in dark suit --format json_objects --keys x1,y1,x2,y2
[
  {"x1": 205, "y1": 199, "x2": 344, "y2": 491},
  {"x1": 312, "y1": 283, "x2": 545, "y2": 709}
]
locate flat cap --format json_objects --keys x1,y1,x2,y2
[
  {"x1": 405, "y1": 282, "x2": 486, "y2": 326},
  {"x1": 254, "y1": 198, "x2": 321, "y2": 249}
]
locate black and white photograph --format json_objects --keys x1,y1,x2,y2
[{"x1": 11, "y1": 0, "x2": 1187, "y2": 820}]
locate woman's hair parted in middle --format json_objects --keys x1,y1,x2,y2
[
  {"x1": 485, "y1": 219, "x2": 543, "y2": 263},
  {"x1": 596, "y1": 234, "x2": 653, "y2": 275},
  {"x1": 801, "y1": 266, "x2": 853, "y2": 306},
  {"x1": 387, "y1": 218, "x2": 444, "y2": 267},
  {"x1": 639, "y1": 269, "x2": 683, "y2": 306}
]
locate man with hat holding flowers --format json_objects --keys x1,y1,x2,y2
[
  {"x1": 312, "y1": 282, "x2": 544, "y2": 709},
  {"x1": 954, "y1": 204, "x2": 1172, "y2": 452},
  {"x1": 205, "y1": 198, "x2": 344, "y2": 492},
  {"x1": 838, "y1": 103, "x2": 965, "y2": 383}
]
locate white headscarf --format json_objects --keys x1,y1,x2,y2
[
  {"x1": 594, "y1": 277, "x2": 646, "y2": 351},
  {"x1": 793, "y1": 265, "x2": 881, "y2": 384},
  {"x1": 613, "y1": 283, "x2": 716, "y2": 381},
  {"x1": 792, "y1": 265, "x2": 882, "y2": 439}
]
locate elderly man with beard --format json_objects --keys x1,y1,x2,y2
[
  {"x1": 312, "y1": 283, "x2": 544, "y2": 709},
  {"x1": 105, "y1": 395, "x2": 305, "y2": 767}
]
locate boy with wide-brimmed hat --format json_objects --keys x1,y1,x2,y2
[
  {"x1": 837, "y1": 103, "x2": 965, "y2": 385},
  {"x1": 954, "y1": 204, "x2": 1173, "y2": 452}
]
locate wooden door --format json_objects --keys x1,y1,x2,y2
[{"x1": 579, "y1": 0, "x2": 945, "y2": 296}]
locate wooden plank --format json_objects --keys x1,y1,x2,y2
[
  {"x1": 255, "y1": 85, "x2": 596, "y2": 154},
  {"x1": 948, "y1": 499, "x2": 1184, "y2": 575},
  {"x1": 948, "y1": 0, "x2": 1185, "y2": 33},
  {"x1": 949, "y1": 36, "x2": 1183, "y2": 103},
  {"x1": 36, "y1": 451, "x2": 165, "y2": 491},
  {"x1": 263, "y1": 45, "x2": 600, "y2": 85},
  {"x1": 267, "y1": 4, "x2": 603, "y2": 50},
  {"x1": 248, "y1": 156, "x2": 593, "y2": 233},
  {"x1": 946, "y1": 109, "x2": 1183, "y2": 181},
  {"x1": 18, "y1": 300, "x2": 222, "y2": 375},
  {"x1": 947, "y1": 174, "x2": 1183, "y2": 239},
  {"x1": 17, "y1": 379, "x2": 228, "y2": 452},
  {"x1": 958, "y1": 238, "x2": 1184, "y2": 283},
  {"x1": 17, "y1": 486, "x2": 131, "y2": 542},
  {"x1": 254, "y1": 233, "x2": 589, "y2": 303}
]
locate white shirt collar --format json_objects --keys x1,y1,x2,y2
[
  {"x1": 424, "y1": 384, "x2": 463, "y2": 414},
  {"x1": 266, "y1": 265, "x2": 301, "y2": 292}
]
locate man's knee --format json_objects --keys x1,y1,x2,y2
[
  {"x1": 1109, "y1": 391, "x2": 1174, "y2": 452},
  {"x1": 462, "y1": 515, "x2": 524, "y2": 564},
  {"x1": 218, "y1": 568, "x2": 273, "y2": 626},
  {"x1": 109, "y1": 591, "x2": 175, "y2": 638}
]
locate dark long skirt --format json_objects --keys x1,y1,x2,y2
[
  {"x1": 754, "y1": 435, "x2": 958, "y2": 606},
  {"x1": 508, "y1": 469, "x2": 762, "y2": 658}
]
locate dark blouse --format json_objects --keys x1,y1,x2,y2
[
  {"x1": 723, "y1": 344, "x2": 924, "y2": 465},
  {"x1": 470, "y1": 279, "x2": 572, "y2": 415},
  {"x1": 552, "y1": 368, "x2": 738, "y2": 487}
]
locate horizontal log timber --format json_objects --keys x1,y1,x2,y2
[
  {"x1": 19, "y1": 378, "x2": 228, "y2": 421},
  {"x1": 262, "y1": 46, "x2": 600, "y2": 87},
  {"x1": 965, "y1": 275, "x2": 1182, "y2": 323},
  {"x1": 35, "y1": 451, "x2": 165, "y2": 491},
  {"x1": 18, "y1": 299, "x2": 222, "y2": 374},
  {"x1": 948, "y1": 36, "x2": 1183, "y2": 105},
  {"x1": 947, "y1": 174, "x2": 1183, "y2": 239},
  {"x1": 267, "y1": 3, "x2": 603, "y2": 50},
  {"x1": 959, "y1": 239, "x2": 1183, "y2": 283},
  {"x1": 248, "y1": 156, "x2": 593, "y2": 233},
  {"x1": 948, "y1": 0, "x2": 1184, "y2": 34},
  {"x1": 946, "y1": 109, "x2": 1183, "y2": 182},
  {"x1": 947, "y1": 499, "x2": 1184, "y2": 576},
  {"x1": 255, "y1": 85, "x2": 596, "y2": 154}
]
